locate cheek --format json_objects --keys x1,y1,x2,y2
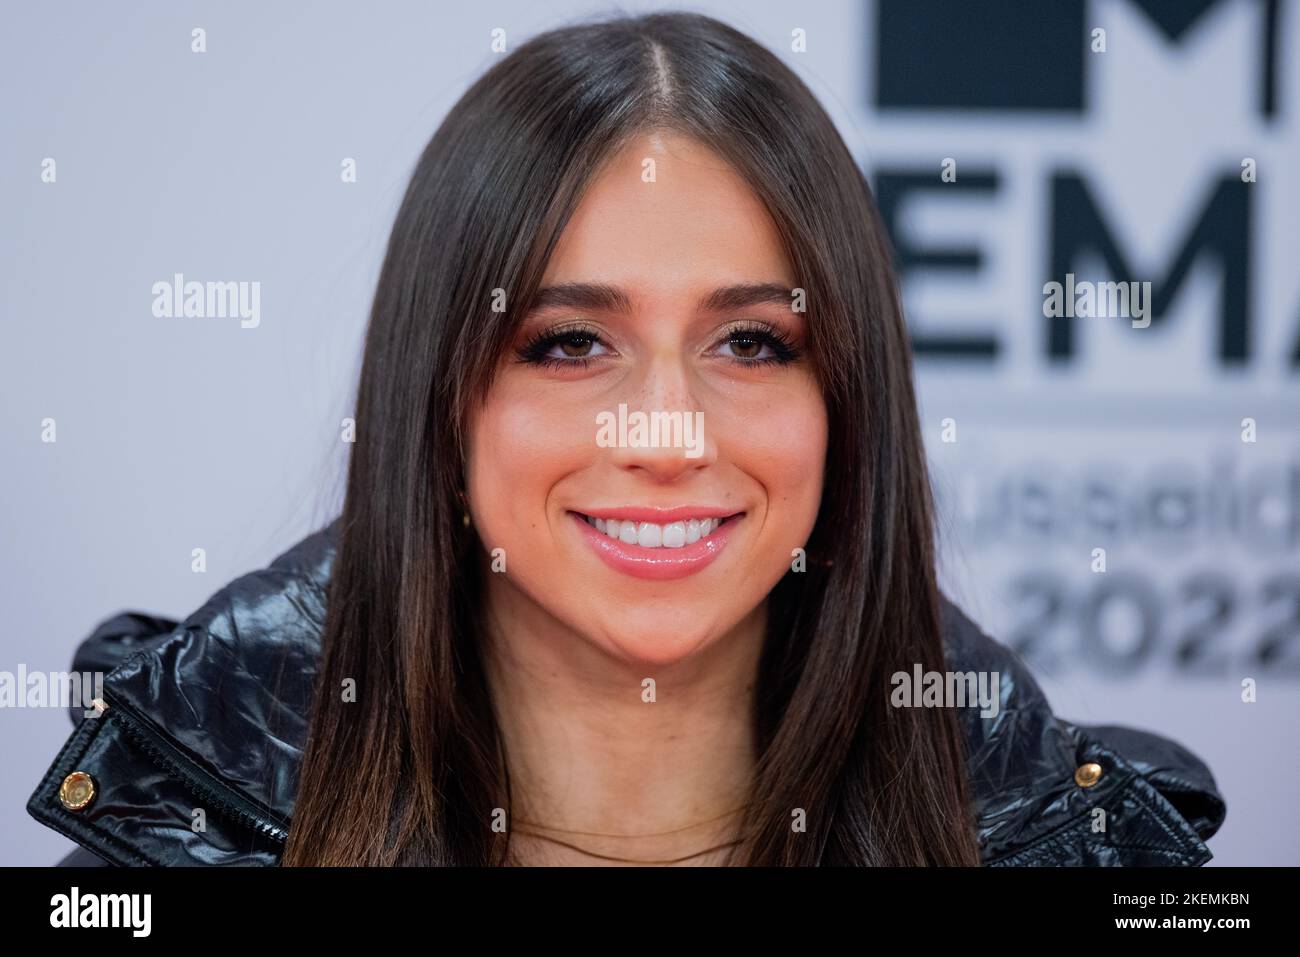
[
  {"x1": 716, "y1": 381, "x2": 827, "y2": 531},
  {"x1": 466, "y1": 386, "x2": 590, "y2": 532}
]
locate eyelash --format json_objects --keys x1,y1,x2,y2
[{"x1": 515, "y1": 321, "x2": 802, "y2": 370}]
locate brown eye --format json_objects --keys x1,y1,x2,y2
[
  {"x1": 712, "y1": 324, "x2": 800, "y2": 365},
  {"x1": 517, "y1": 324, "x2": 610, "y2": 366},
  {"x1": 727, "y1": 335, "x2": 762, "y2": 359},
  {"x1": 558, "y1": 334, "x2": 595, "y2": 357}
]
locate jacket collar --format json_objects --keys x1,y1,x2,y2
[{"x1": 100, "y1": 523, "x2": 336, "y2": 835}]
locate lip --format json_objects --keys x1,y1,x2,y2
[
  {"x1": 568, "y1": 509, "x2": 743, "y2": 581},
  {"x1": 578, "y1": 505, "x2": 739, "y2": 524}
]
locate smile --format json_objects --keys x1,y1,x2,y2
[
  {"x1": 580, "y1": 514, "x2": 729, "y2": 548},
  {"x1": 568, "y1": 507, "x2": 744, "y2": 580}
]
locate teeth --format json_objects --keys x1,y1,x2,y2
[{"x1": 583, "y1": 514, "x2": 730, "y2": 547}]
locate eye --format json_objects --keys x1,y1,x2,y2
[
  {"x1": 719, "y1": 332, "x2": 770, "y2": 361},
  {"x1": 517, "y1": 324, "x2": 612, "y2": 368},
  {"x1": 547, "y1": 332, "x2": 605, "y2": 359},
  {"x1": 712, "y1": 322, "x2": 801, "y2": 366}
]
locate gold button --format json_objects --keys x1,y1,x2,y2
[
  {"x1": 59, "y1": 771, "x2": 96, "y2": 811},
  {"x1": 1074, "y1": 762, "x2": 1103, "y2": 788}
]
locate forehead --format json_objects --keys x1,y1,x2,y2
[{"x1": 541, "y1": 131, "x2": 795, "y2": 297}]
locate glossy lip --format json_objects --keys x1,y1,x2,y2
[
  {"x1": 578, "y1": 505, "x2": 740, "y2": 524},
  {"x1": 568, "y1": 508, "x2": 743, "y2": 581}
]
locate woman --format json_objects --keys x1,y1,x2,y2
[{"x1": 28, "y1": 11, "x2": 1224, "y2": 866}]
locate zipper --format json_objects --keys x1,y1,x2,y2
[{"x1": 101, "y1": 690, "x2": 290, "y2": 844}]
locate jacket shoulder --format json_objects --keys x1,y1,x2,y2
[
  {"x1": 26, "y1": 522, "x2": 339, "y2": 866},
  {"x1": 939, "y1": 596, "x2": 1227, "y2": 866}
]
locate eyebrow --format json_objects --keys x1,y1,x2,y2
[{"x1": 527, "y1": 281, "x2": 795, "y2": 315}]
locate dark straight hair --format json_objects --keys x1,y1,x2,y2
[{"x1": 282, "y1": 11, "x2": 981, "y2": 866}]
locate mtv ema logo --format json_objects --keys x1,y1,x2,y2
[{"x1": 867, "y1": 0, "x2": 1294, "y2": 373}]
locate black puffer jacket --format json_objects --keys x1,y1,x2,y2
[{"x1": 27, "y1": 521, "x2": 1226, "y2": 866}]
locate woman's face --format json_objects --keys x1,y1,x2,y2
[{"x1": 466, "y1": 130, "x2": 828, "y2": 666}]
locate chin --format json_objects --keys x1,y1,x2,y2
[{"x1": 589, "y1": 612, "x2": 727, "y2": 669}]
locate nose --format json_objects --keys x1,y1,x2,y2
[{"x1": 606, "y1": 359, "x2": 715, "y2": 481}]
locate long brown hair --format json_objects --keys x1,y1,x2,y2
[{"x1": 282, "y1": 11, "x2": 981, "y2": 866}]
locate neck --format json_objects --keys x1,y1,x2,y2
[{"x1": 481, "y1": 576, "x2": 763, "y2": 865}]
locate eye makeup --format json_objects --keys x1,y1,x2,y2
[
  {"x1": 515, "y1": 317, "x2": 803, "y2": 370},
  {"x1": 515, "y1": 321, "x2": 609, "y2": 369}
]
